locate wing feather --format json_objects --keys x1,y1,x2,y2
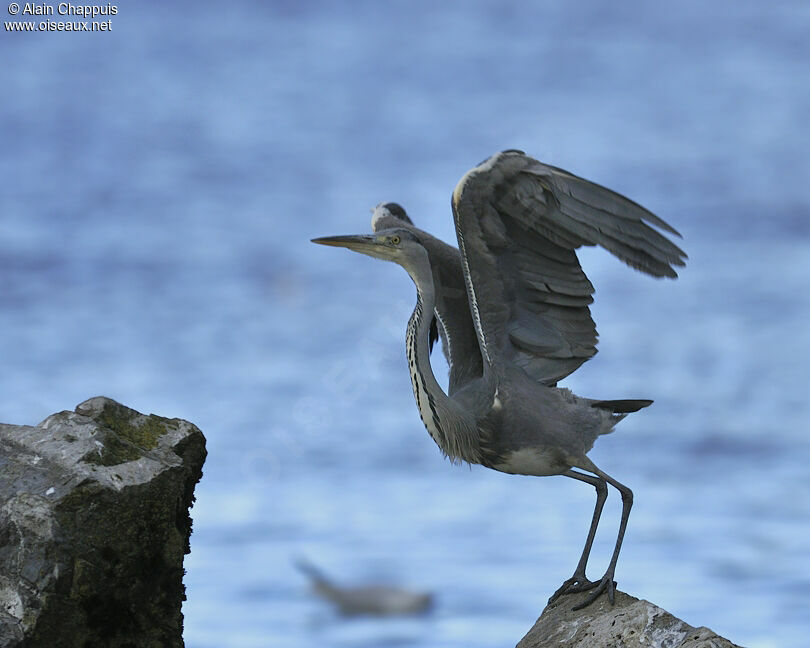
[
  {"x1": 451, "y1": 150, "x2": 686, "y2": 384},
  {"x1": 535, "y1": 163, "x2": 682, "y2": 236},
  {"x1": 559, "y1": 195, "x2": 685, "y2": 260}
]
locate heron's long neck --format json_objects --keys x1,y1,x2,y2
[{"x1": 405, "y1": 258, "x2": 479, "y2": 464}]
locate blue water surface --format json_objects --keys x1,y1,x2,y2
[{"x1": 2, "y1": 2, "x2": 809, "y2": 647}]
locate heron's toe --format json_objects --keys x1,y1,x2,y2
[
  {"x1": 547, "y1": 576, "x2": 598, "y2": 605},
  {"x1": 570, "y1": 576, "x2": 616, "y2": 611}
]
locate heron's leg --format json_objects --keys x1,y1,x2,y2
[
  {"x1": 548, "y1": 469, "x2": 608, "y2": 604},
  {"x1": 571, "y1": 468, "x2": 633, "y2": 611}
]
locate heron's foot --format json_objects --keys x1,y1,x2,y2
[
  {"x1": 547, "y1": 575, "x2": 598, "y2": 605},
  {"x1": 570, "y1": 574, "x2": 616, "y2": 611}
]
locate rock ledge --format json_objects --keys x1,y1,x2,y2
[
  {"x1": 517, "y1": 589, "x2": 742, "y2": 648},
  {"x1": 0, "y1": 397, "x2": 206, "y2": 647}
]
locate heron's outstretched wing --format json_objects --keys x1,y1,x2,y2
[
  {"x1": 451, "y1": 150, "x2": 686, "y2": 384},
  {"x1": 371, "y1": 203, "x2": 483, "y2": 393}
]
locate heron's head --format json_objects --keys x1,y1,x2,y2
[
  {"x1": 311, "y1": 228, "x2": 426, "y2": 266},
  {"x1": 371, "y1": 202, "x2": 412, "y2": 232}
]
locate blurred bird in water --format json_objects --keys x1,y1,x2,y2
[
  {"x1": 312, "y1": 150, "x2": 686, "y2": 609},
  {"x1": 295, "y1": 559, "x2": 433, "y2": 616}
]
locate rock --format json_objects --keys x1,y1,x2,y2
[
  {"x1": 517, "y1": 589, "x2": 742, "y2": 648},
  {"x1": 0, "y1": 397, "x2": 206, "y2": 648}
]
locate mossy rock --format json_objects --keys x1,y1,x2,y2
[
  {"x1": 79, "y1": 400, "x2": 184, "y2": 467},
  {"x1": 0, "y1": 397, "x2": 206, "y2": 647}
]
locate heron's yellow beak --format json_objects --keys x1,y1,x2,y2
[{"x1": 311, "y1": 234, "x2": 378, "y2": 253}]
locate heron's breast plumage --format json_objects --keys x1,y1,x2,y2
[{"x1": 406, "y1": 295, "x2": 447, "y2": 450}]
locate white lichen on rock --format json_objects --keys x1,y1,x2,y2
[{"x1": 517, "y1": 589, "x2": 741, "y2": 648}]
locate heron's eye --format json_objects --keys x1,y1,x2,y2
[{"x1": 390, "y1": 235, "x2": 401, "y2": 245}]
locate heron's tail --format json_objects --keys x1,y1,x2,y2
[{"x1": 590, "y1": 399, "x2": 653, "y2": 413}]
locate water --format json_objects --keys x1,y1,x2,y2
[{"x1": 2, "y1": 2, "x2": 809, "y2": 646}]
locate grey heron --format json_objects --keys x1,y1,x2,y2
[{"x1": 312, "y1": 150, "x2": 686, "y2": 610}]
